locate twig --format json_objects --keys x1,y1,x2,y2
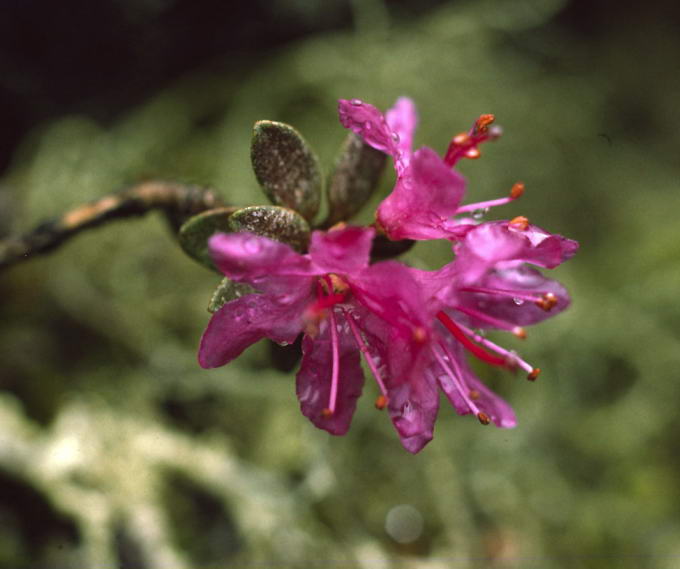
[{"x1": 0, "y1": 181, "x2": 225, "y2": 271}]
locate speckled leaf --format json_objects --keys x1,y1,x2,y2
[
  {"x1": 228, "y1": 205, "x2": 310, "y2": 253},
  {"x1": 251, "y1": 121, "x2": 321, "y2": 222},
  {"x1": 324, "y1": 132, "x2": 387, "y2": 226},
  {"x1": 178, "y1": 207, "x2": 238, "y2": 271},
  {"x1": 208, "y1": 277, "x2": 256, "y2": 313}
]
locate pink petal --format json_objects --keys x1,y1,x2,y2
[
  {"x1": 352, "y1": 303, "x2": 438, "y2": 454},
  {"x1": 208, "y1": 232, "x2": 318, "y2": 294},
  {"x1": 308, "y1": 226, "x2": 375, "y2": 274},
  {"x1": 453, "y1": 221, "x2": 579, "y2": 284},
  {"x1": 376, "y1": 147, "x2": 467, "y2": 241},
  {"x1": 459, "y1": 266, "x2": 571, "y2": 328},
  {"x1": 338, "y1": 99, "x2": 399, "y2": 158},
  {"x1": 198, "y1": 293, "x2": 308, "y2": 368},
  {"x1": 385, "y1": 97, "x2": 418, "y2": 165},
  {"x1": 296, "y1": 315, "x2": 365, "y2": 435},
  {"x1": 386, "y1": 363, "x2": 440, "y2": 453}
]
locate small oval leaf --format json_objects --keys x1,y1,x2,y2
[
  {"x1": 208, "y1": 277, "x2": 256, "y2": 313},
  {"x1": 228, "y1": 205, "x2": 310, "y2": 253},
  {"x1": 178, "y1": 207, "x2": 238, "y2": 271},
  {"x1": 324, "y1": 132, "x2": 387, "y2": 226},
  {"x1": 251, "y1": 121, "x2": 321, "y2": 222}
]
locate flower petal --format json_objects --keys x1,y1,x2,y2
[
  {"x1": 376, "y1": 147, "x2": 467, "y2": 241},
  {"x1": 386, "y1": 362, "x2": 439, "y2": 453},
  {"x1": 459, "y1": 266, "x2": 571, "y2": 327},
  {"x1": 308, "y1": 226, "x2": 375, "y2": 274},
  {"x1": 296, "y1": 315, "x2": 365, "y2": 435},
  {"x1": 454, "y1": 221, "x2": 579, "y2": 283},
  {"x1": 385, "y1": 97, "x2": 418, "y2": 165},
  {"x1": 209, "y1": 232, "x2": 318, "y2": 295},
  {"x1": 338, "y1": 99, "x2": 399, "y2": 159},
  {"x1": 198, "y1": 293, "x2": 307, "y2": 368}
]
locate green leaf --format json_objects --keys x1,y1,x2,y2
[
  {"x1": 178, "y1": 207, "x2": 238, "y2": 271},
  {"x1": 228, "y1": 205, "x2": 310, "y2": 253},
  {"x1": 208, "y1": 277, "x2": 256, "y2": 313},
  {"x1": 324, "y1": 132, "x2": 387, "y2": 226},
  {"x1": 251, "y1": 120, "x2": 321, "y2": 222}
]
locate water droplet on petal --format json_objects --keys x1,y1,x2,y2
[
  {"x1": 472, "y1": 207, "x2": 490, "y2": 220},
  {"x1": 363, "y1": 121, "x2": 372, "y2": 130},
  {"x1": 391, "y1": 132, "x2": 400, "y2": 143},
  {"x1": 513, "y1": 297, "x2": 525, "y2": 306},
  {"x1": 351, "y1": 98, "x2": 363, "y2": 106}
]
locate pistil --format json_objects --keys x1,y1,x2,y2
[{"x1": 436, "y1": 311, "x2": 509, "y2": 368}]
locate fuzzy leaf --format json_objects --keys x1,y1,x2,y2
[
  {"x1": 178, "y1": 207, "x2": 238, "y2": 271},
  {"x1": 325, "y1": 132, "x2": 387, "y2": 226},
  {"x1": 208, "y1": 277, "x2": 256, "y2": 313},
  {"x1": 228, "y1": 205, "x2": 310, "y2": 253},
  {"x1": 251, "y1": 121, "x2": 321, "y2": 222}
]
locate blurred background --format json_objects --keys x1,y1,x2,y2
[{"x1": 1, "y1": 0, "x2": 679, "y2": 567}]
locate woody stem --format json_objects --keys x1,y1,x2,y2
[{"x1": 0, "y1": 181, "x2": 225, "y2": 272}]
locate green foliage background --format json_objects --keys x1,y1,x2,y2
[{"x1": 2, "y1": 1, "x2": 679, "y2": 567}]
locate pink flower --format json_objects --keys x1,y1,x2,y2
[
  {"x1": 415, "y1": 218, "x2": 578, "y2": 393},
  {"x1": 338, "y1": 98, "x2": 522, "y2": 241},
  {"x1": 199, "y1": 226, "x2": 441, "y2": 452}
]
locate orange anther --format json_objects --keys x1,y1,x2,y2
[
  {"x1": 412, "y1": 326, "x2": 428, "y2": 344},
  {"x1": 321, "y1": 408, "x2": 334, "y2": 419},
  {"x1": 453, "y1": 133, "x2": 469, "y2": 146},
  {"x1": 477, "y1": 412, "x2": 491, "y2": 425},
  {"x1": 475, "y1": 114, "x2": 495, "y2": 133},
  {"x1": 510, "y1": 182, "x2": 525, "y2": 199},
  {"x1": 527, "y1": 368, "x2": 541, "y2": 381},
  {"x1": 512, "y1": 327, "x2": 527, "y2": 340},
  {"x1": 374, "y1": 395, "x2": 388, "y2": 410},
  {"x1": 465, "y1": 147, "x2": 481, "y2": 159},
  {"x1": 509, "y1": 216, "x2": 530, "y2": 230}
]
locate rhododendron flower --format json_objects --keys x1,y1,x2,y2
[
  {"x1": 414, "y1": 217, "x2": 578, "y2": 386},
  {"x1": 199, "y1": 226, "x2": 446, "y2": 452},
  {"x1": 338, "y1": 97, "x2": 521, "y2": 241}
]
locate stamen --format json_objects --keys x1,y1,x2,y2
[
  {"x1": 459, "y1": 286, "x2": 542, "y2": 304},
  {"x1": 474, "y1": 114, "x2": 495, "y2": 134},
  {"x1": 456, "y1": 322, "x2": 541, "y2": 381},
  {"x1": 436, "y1": 311, "x2": 509, "y2": 368},
  {"x1": 343, "y1": 308, "x2": 389, "y2": 404},
  {"x1": 433, "y1": 344, "x2": 484, "y2": 418},
  {"x1": 509, "y1": 216, "x2": 529, "y2": 230},
  {"x1": 535, "y1": 292, "x2": 558, "y2": 311},
  {"x1": 455, "y1": 181, "x2": 524, "y2": 214},
  {"x1": 324, "y1": 306, "x2": 341, "y2": 417},
  {"x1": 477, "y1": 412, "x2": 491, "y2": 425},
  {"x1": 510, "y1": 182, "x2": 525, "y2": 199},
  {"x1": 374, "y1": 394, "x2": 388, "y2": 410},
  {"x1": 412, "y1": 326, "x2": 428, "y2": 344},
  {"x1": 443, "y1": 115, "x2": 501, "y2": 167},
  {"x1": 452, "y1": 306, "x2": 527, "y2": 339},
  {"x1": 527, "y1": 368, "x2": 541, "y2": 381}
]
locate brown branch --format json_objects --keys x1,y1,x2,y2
[{"x1": 0, "y1": 181, "x2": 225, "y2": 271}]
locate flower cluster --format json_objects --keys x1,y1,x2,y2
[{"x1": 199, "y1": 98, "x2": 577, "y2": 453}]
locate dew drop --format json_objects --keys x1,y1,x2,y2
[
  {"x1": 472, "y1": 207, "x2": 489, "y2": 220},
  {"x1": 513, "y1": 297, "x2": 525, "y2": 306},
  {"x1": 363, "y1": 121, "x2": 372, "y2": 130},
  {"x1": 350, "y1": 98, "x2": 363, "y2": 106},
  {"x1": 391, "y1": 132, "x2": 400, "y2": 143}
]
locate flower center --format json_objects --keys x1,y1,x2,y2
[{"x1": 312, "y1": 276, "x2": 390, "y2": 419}]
